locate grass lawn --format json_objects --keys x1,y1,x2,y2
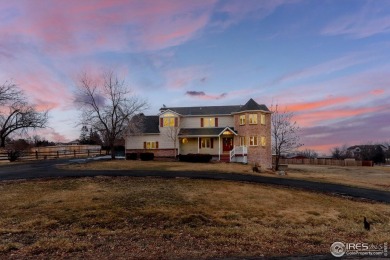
[
  {"x1": 62, "y1": 160, "x2": 390, "y2": 191},
  {"x1": 286, "y1": 164, "x2": 390, "y2": 191},
  {"x1": 0, "y1": 177, "x2": 389, "y2": 259}
]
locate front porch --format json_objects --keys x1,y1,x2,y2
[{"x1": 178, "y1": 127, "x2": 247, "y2": 163}]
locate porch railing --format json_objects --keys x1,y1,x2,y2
[{"x1": 230, "y1": 145, "x2": 248, "y2": 163}]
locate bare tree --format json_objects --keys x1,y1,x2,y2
[
  {"x1": 164, "y1": 117, "x2": 180, "y2": 158},
  {"x1": 271, "y1": 104, "x2": 303, "y2": 171},
  {"x1": 330, "y1": 144, "x2": 351, "y2": 159},
  {"x1": 74, "y1": 70, "x2": 148, "y2": 159},
  {"x1": 0, "y1": 81, "x2": 49, "y2": 147},
  {"x1": 296, "y1": 149, "x2": 318, "y2": 159}
]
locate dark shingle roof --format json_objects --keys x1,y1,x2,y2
[
  {"x1": 161, "y1": 105, "x2": 242, "y2": 116},
  {"x1": 179, "y1": 127, "x2": 236, "y2": 137},
  {"x1": 160, "y1": 99, "x2": 269, "y2": 115},
  {"x1": 142, "y1": 116, "x2": 160, "y2": 133},
  {"x1": 130, "y1": 115, "x2": 159, "y2": 134},
  {"x1": 238, "y1": 98, "x2": 270, "y2": 112}
]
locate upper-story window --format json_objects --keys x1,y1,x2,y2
[
  {"x1": 260, "y1": 114, "x2": 265, "y2": 125},
  {"x1": 160, "y1": 113, "x2": 178, "y2": 127},
  {"x1": 239, "y1": 115, "x2": 245, "y2": 125},
  {"x1": 201, "y1": 117, "x2": 218, "y2": 127},
  {"x1": 249, "y1": 114, "x2": 258, "y2": 124}
]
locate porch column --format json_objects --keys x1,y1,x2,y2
[
  {"x1": 218, "y1": 136, "x2": 221, "y2": 161},
  {"x1": 197, "y1": 137, "x2": 200, "y2": 154}
]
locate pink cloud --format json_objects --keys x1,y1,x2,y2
[
  {"x1": 370, "y1": 89, "x2": 385, "y2": 96},
  {"x1": 287, "y1": 96, "x2": 353, "y2": 112},
  {"x1": 1, "y1": 0, "x2": 217, "y2": 54}
]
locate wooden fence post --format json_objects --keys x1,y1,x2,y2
[
  {"x1": 35, "y1": 151, "x2": 38, "y2": 160},
  {"x1": 88, "y1": 149, "x2": 90, "y2": 157},
  {"x1": 74, "y1": 150, "x2": 76, "y2": 158}
]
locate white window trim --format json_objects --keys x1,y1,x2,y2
[
  {"x1": 239, "y1": 115, "x2": 246, "y2": 125},
  {"x1": 249, "y1": 136, "x2": 259, "y2": 146},
  {"x1": 249, "y1": 114, "x2": 258, "y2": 125},
  {"x1": 260, "y1": 114, "x2": 266, "y2": 125}
]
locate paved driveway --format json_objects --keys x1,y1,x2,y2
[{"x1": 1, "y1": 159, "x2": 389, "y2": 204}]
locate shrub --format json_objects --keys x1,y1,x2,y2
[
  {"x1": 179, "y1": 154, "x2": 212, "y2": 163},
  {"x1": 140, "y1": 152, "x2": 154, "y2": 161},
  {"x1": 126, "y1": 153, "x2": 138, "y2": 160},
  {"x1": 7, "y1": 151, "x2": 21, "y2": 162}
]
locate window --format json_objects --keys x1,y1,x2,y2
[
  {"x1": 261, "y1": 114, "x2": 265, "y2": 125},
  {"x1": 239, "y1": 115, "x2": 245, "y2": 125},
  {"x1": 201, "y1": 117, "x2": 217, "y2": 127},
  {"x1": 249, "y1": 136, "x2": 258, "y2": 146},
  {"x1": 249, "y1": 114, "x2": 258, "y2": 124},
  {"x1": 201, "y1": 138, "x2": 212, "y2": 148},
  {"x1": 163, "y1": 117, "x2": 175, "y2": 127},
  {"x1": 261, "y1": 136, "x2": 266, "y2": 147},
  {"x1": 160, "y1": 113, "x2": 178, "y2": 127},
  {"x1": 144, "y1": 141, "x2": 158, "y2": 149},
  {"x1": 239, "y1": 136, "x2": 246, "y2": 146}
]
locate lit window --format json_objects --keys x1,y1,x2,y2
[
  {"x1": 239, "y1": 136, "x2": 246, "y2": 146},
  {"x1": 163, "y1": 117, "x2": 175, "y2": 127},
  {"x1": 249, "y1": 136, "x2": 258, "y2": 146},
  {"x1": 201, "y1": 138, "x2": 211, "y2": 148},
  {"x1": 145, "y1": 141, "x2": 158, "y2": 149},
  {"x1": 202, "y1": 118, "x2": 215, "y2": 127},
  {"x1": 161, "y1": 113, "x2": 177, "y2": 127},
  {"x1": 261, "y1": 136, "x2": 266, "y2": 147},
  {"x1": 249, "y1": 114, "x2": 258, "y2": 124},
  {"x1": 239, "y1": 115, "x2": 245, "y2": 125},
  {"x1": 261, "y1": 114, "x2": 265, "y2": 125}
]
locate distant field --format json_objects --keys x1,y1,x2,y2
[
  {"x1": 286, "y1": 164, "x2": 390, "y2": 191},
  {"x1": 62, "y1": 160, "x2": 390, "y2": 191},
  {"x1": 0, "y1": 177, "x2": 389, "y2": 259}
]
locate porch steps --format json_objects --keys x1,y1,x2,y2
[{"x1": 219, "y1": 154, "x2": 230, "y2": 162}]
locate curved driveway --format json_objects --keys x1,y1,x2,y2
[{"x1": 0, "y1": 159, "x2": 389, "y2": 204}]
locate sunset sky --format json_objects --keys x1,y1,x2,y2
[{"x1": 1, "y1": 0, "x2": 389, "y2": 154}]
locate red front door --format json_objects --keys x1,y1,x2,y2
[{"x1": 222, "y1": 137, "x2": 233, "y2": 152}]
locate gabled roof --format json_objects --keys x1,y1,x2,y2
[
  {"x1": 178, "y1": 127, "x2": 237, "y2": 137},
  {"x1": 160, "y1": 98, "x2": 269, "y2": 116},
  {"x1": 237, "y1": 98, "x2": 270, "y2": 112},
  {"x1": 160, "y1": 105, "x2": 242, "y2": 116}
]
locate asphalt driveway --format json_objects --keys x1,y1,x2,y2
[{"x1": 0, "y1": 159, "x2": 389, "y2": 204}]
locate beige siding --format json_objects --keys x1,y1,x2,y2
[
  {"x1": 180, "y1": 137, "x2": 220, "y2": 155},
  {"x1": 179, "y1": 138, "x2": 198, "y2": 154},
  {"x1": 126, "y1": 134, "x2": 176, "y2": 150},
  {"x1": 180, "y1": 115, "x2": 234, "y2": 128}
]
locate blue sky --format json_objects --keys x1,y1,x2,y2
[{"x1": 1, "y1": 0, "x2": 389, "y2": 153}]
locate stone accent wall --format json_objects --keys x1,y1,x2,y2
[
  {"x1": 126, "y1": 149, "x2": 177, "y2": 158},
  {"x1": 234, "y1": 111, "x2": 272, "y2": 168}
]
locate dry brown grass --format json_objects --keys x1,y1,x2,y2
[
  {"x1": 286, "y1": 164, "x2": 390, "y2": 191},
  {"x1": 0, "y1": 177, "x2": 389, "y2": 259},
  {"x1": 62, "y1": 160, "x2": 390, "y2": 191},
  {"x1": 62, "y1": 159, "x2": 258, "y2": 174}
]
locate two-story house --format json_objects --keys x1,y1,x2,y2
[{"x1": 125, "y1": 98, "x2": 272, "y2": 168}]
